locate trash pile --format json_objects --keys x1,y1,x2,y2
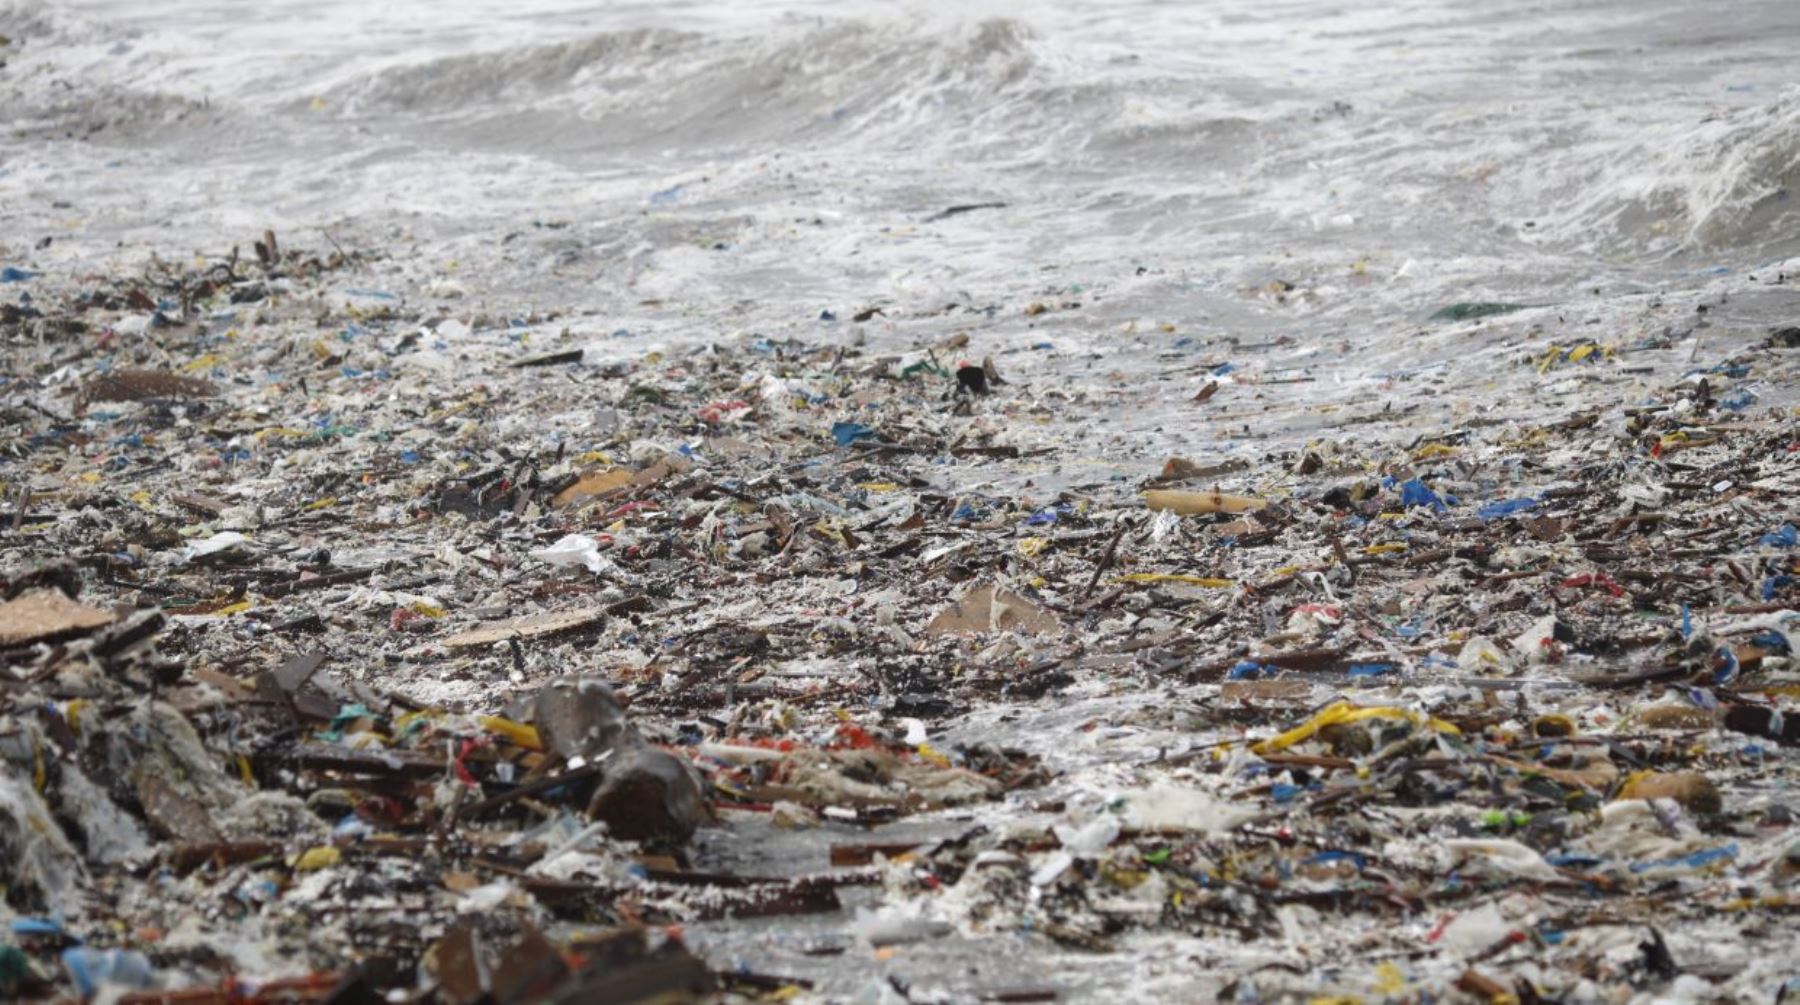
[{"x1": 3, "y1": 234, "x2": 1800, "y2": 1001}]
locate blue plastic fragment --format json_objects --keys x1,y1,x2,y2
[
  {"x1": 1764, "y1": 574, "x2": 1794, "y2": 601},
  {"x1": 1759, "y1": 524, "x2": 1798, "y2": 548},
  {"x1": 10, "y1": 918, "x2": 64, "y2": 937},
  {"x1": 1477, "y1": 497, "x2": 1538, "y2": 520},
  {"x1": 62, "y1": 948, "x2": 155, "y2": 999},
  {"x1": 0, "y1": 266, "x2": 37, "y2": 282},
  {"x1": 1683, "y1": 687, "x2": 1719, "y2": 711},
  {"x1": 1212, "y1": 362, "x2": 1236, "y2": 376},
  {"x1": 1270, "y1": 783, "x2": 1304, "y2": 803},
  {"x1": 1627, "y1": 843, "x2": 1737, "y2": 874},
  {"x1": 1400, "y1": 478, "x2": 1457, "y2": 512},
  {"x1": 1302, "y1": 850, "x2": 1367, "y2": 871},
  {"x1": 1226, "y1": 660, "x2": 1267, "y2": 680},
  {"x1": 649, "y1": 183, "x2": 683, "y2": 204},
  {"x1": 1713, "y1": 645, "x2": 1740, "y2": 686},
  {"x1": 1347, "y1": 662, "x2": 1395, "y2": 677},
  {"x1": 1720, "y1": 388, "x2": 1758, "y2": 411},
  {"x1": 830, "y1": 422, "x2": 877, "y2": 447},
  {"x1": 1750, "y1": 629, "x2": 1791, "y2": 656},
  {"x1": 1024, "y1": 503, "x2": 1071, "y2": 527},
  {"x1": 1544, "y1": 852, "x2": 1602, "y2": 869},
  {"x1": 1680, "y1": 604, "x2": 1693, "y2": 641}
]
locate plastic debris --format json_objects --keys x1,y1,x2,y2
[{"x1": 3, "y1": 216, "x2": 1799, "y2": 1003}]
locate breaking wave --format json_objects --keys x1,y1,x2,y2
[
  {"x1": 1542, "y1": 89, "x2": 1800, "y2": 262},
  {"x1": 317, "y1": 18, "x2": 1048, "y2": 156}
]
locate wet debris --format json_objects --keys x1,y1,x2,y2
[{"x1": 2, "y1": 230, "x2": 1800, "y2": 1001}]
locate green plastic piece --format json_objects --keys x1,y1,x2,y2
[{"x1": 1430, "y1": 302, "x2": 1530, "y2": 321}]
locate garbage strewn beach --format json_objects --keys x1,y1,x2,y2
[
  {"x1": 3, "y1": 224, "x2": 1798, "y2": 1002},
  {"x1": 6, "y1": 0, "x2": 1800, "y2": 1001}
]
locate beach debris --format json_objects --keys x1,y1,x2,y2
[
  {"x1": 0, "y1": 228, "x2": 1797, "y2": 1002},
  {"x1": 927, "y1": 584, "x2": 1061, "y2": 636}
]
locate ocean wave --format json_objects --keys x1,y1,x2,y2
[
  {"x1": 0, "y1": 2, "x2": 55, "y2": 42},
  {"x1": 1542, "y1": 88, "x2": 1800, "y2": 261},
  {"x1": 314, "y1": 18, "x2": 1046, "y2": 153}
]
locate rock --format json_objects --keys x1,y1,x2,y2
[
  {"x1": 587, "y1": 744, "x2": 710, "y2": 843},
  {"x1": 531, "y1": 676, "x2": 708, "y2": 843},
  {"x1": 533, "y1": 676, "x2": 632, "y2": 760}
]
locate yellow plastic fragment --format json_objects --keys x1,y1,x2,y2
[
  {"x1": 1411, "y1": 443, "x2": 1458, "y2": 460},
  {"x1": 478, "y1": 715, "x2": 542, "y2": 751},
  {"x1": 1375, "y1": 962, "x2": 1407, "y2": 996},
  {"x1": 1016, "y1": 537, "x2": 1049, "y2": 559},
  {"x1": 393, "y1": 709, "x2": 440, "y2": 735},
  {"x1": 1362, "y1": 542, "x2": 1407, "y2": 555},
  {"x1": 916, "y1": 743, "x2": 951, "y2": 768},
  {"x1": 1252, "y1": 700, "x2": 1460, "y2": 756},
  {"x1": 255, "y1": 427, "x2": 311, "y2": 441},
  {"x1": 182, "y1": 353, "x2": 225, "y2": 373},
  {"x1": 1118, "y1": 572, "x2": 1235, "y2": 588},
  {"x1": 292, "y1": 846, "x2": 342, "y2": 872},
  {"x1": 859, "y1": 482, "x2": 900, "y2": 492},
  {"x1": 212, "y1": 600, "x2": 254, "y2": 617},
  {"x1": 239, "y1": 754, "x2": 256, "y2": 787},
  {"x1": 306, "y1": 496, "x2": 337, "y2": 511}
]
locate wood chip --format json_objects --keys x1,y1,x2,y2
[
  {"x1": 0, "y1": 588, "x2": 116, "y2": 646},
  {"x1": 927, "y1": 585, "x2": 1061, "y2": 636},
  {"x1": 1144, "y1": 488, "x2": 1268, "y2": 515},
  {"x1": 81, "y1": 369, "x2": 218, "y2": 403},
  {"x1": 550, "y1": 467, "x2": 633, "y2": 508},
  {"x1": 171, "y1": 492, "x2": 232, "y2": 516},
  {"x1": 441, "y1": 607, "x2": 609, "y2": 649}
]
